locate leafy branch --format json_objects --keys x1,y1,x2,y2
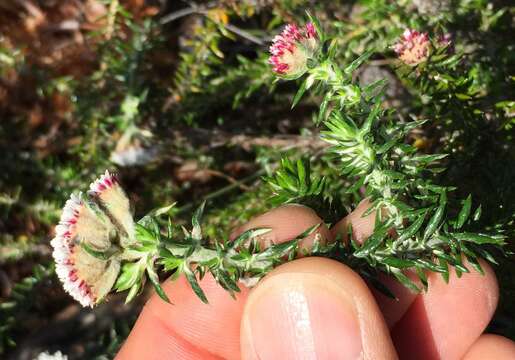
[
  {"x1": 112, "y1": 203, "x2": 318, "y2": 304},
  {"x1": 264, "y1": 16, "x2": 507, "y2": 291}
]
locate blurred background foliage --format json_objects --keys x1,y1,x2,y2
[{"x1": 0, "y1": 0, "x2": 513, "y2": 358}]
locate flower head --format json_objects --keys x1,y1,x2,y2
[
  {"x1": 269, "y1": 22, "x2": 319, "y2": 78},
  {"x1": 51, "y1": 171, "x2": 134, "y2": 307},
  {"x1": 393, "y1": 29, "x2": 431, "y2": 66}
]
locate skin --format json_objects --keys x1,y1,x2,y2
[{"x1": 117, "y1": 202, "x2": 515, "y2": 360}]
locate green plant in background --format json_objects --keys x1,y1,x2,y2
[{"x1": 0, "y1": 264, "x2": 54, "y2": 354}]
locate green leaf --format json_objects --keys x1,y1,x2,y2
[
  {"x1": 318, "y1": 96, "x2": 330, "y2": 123},
  {"x1": 346, "y1": 176, "x2": 365, "y2": 194},
  {"x1": 475, "y1": 248, "x2": 499, "y2": 265},
  {"x1": 376, "y1": 139, "x2": 398, "y2": 155},
  {"x1": 455, "y1": 195, "x2": 472, "y2": 229},
  {"x1": 414, "y1": 259, "x2": 447, "y2": 273},
  {"x1": 344, "y1": 50, "x2": 374, "y2": 75},
  {"x1": 382, "y1": 257, "x2": 415, "y2": 268},
  {"x1": 391, "y1": 269, "x2": 419, "y2": 292},
  {"x1": 80, "y1": 242, "x2": 117, "y2": 260},
  {"x1": 473, "y1": 205, "x2": 482, "y2": 221},
  {"x1": 455, "y1": 93, "x2": 472, "y2": 100},
  {"x1": 397, "y1": 210, "x2": 428, "y2": 242},
  {"x1": 231, "y1": 228, "x2": 271, "y2": 249},
  {"x1": 292, "y1": 79, "x2": 308, "y2": 108},
  {"x1": 361, "y1": 270, "x2": 397, "y2": 299},
  {"x1": 159, "y1": 250, "x2": 183, "y2": 272},
  {"x1": 147, "y1": 262, "x2": 170, "y2": 303},
  {"x1": 461, "y1": 249, "x2": 484, "y2": 275},
  {"x1": 361, "y1": 102, "x2": 381, "y2": 133},
  {"x1": 363, "y1": 78, "x2": 387, "y2": 98},
  {"x1": 258, "y1": 238, "x2": 299, "y2": 259},
  {"x1": 300, "y1": 223, "x2": 322, "y2": 240},
  {"x1": 453, "y1": 232, "x2": 506, "y2": 245},
  {"x1": 153, "y1": 202, "x2": 177, "y2": 217},
  {"x1": 415, "y1": 267, "x2": 428, "y2": 290},
  {"x1": 438, "y1": 258, "x2": 450, "y2": 283},
  {"x1": 215, "y1": 269, "x2": 241, "y2": 293},
  {"x1": 423, "y1": 193, "x2": 446, "y2": 241},
  {"x1": 115, "y1": 261, "x2": 143, "y2": 292},
  {"x1": 183, "y1": 265, "x2": 208, "y2": 303},
  {"x1": 354, "y1": 226, "x2": 387, "y2": 257},
  {"x1": 126, "y1": 282, "x2": 143, "y2": 304},
  {"x1": 191, "y1": 202, "x2": 206, "y2": 241},
  {"x1": 139, "y1": 204, "x2": 177, "y2": 226},
  {"x1": 135, "y1": 223, "x2": 158, "y2": 246},
  {"x1": 297, "y1": 159, "x2": 307, "y2": 194}
]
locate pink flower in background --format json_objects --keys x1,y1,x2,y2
[
  {"x1": 438, "y1": 33, "x2": 452, "y2": 48},
  {"x1": 437, "y1": 33, "x2": 454, "y2": 53},
  {"x1": 269, "y1": 22, "x2": 319, "y2": 77},
  {"x1": 393, "y1": 29, "x2": 431, "y2": 66}
]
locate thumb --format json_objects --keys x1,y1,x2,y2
[{"x1": 240, "y1": 257, "x2": 398, "y2": 360}]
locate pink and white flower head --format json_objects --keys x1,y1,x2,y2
[
  {"x1": 51, "y1": 171, "x2": 134, "y2": 307},
  {"x1": 393, "y1": 29, "x2": 431, "y2": 66},
  {"x1": 269, "y1": 22, "x2": 319, "y2": 78}
]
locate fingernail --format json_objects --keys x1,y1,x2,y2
[{"x1": 243, "y1": 273, "x2": 362, "y2": 359}]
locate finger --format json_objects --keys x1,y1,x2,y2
[
  {"x1": 331, "y1": 198, "x2": 377, "y2": 244},
  {"x1": 331, "y1": 199, "x2": 418, "y2": 328},
  {"x1": 392, "y1": 259, "x2": 499, "y2": 360},
  {"x1": 117, "y1": 204, "x2": 330, "y2": 359},
  {"x1": 231, "y1": 204, "x2": 333, "y2": 252},
  {"x1": 463, "y1": 334, "x2": 515, "y2": 360},
  {"x1": 116, "y1": 274, "x2": 249, "y2": 360},
  {"x1": 240, "y1": 257, "x2": 398, "y2": 360},
  {"x1": 370, "y1": 272, "x2": 420, "y2": 328}
]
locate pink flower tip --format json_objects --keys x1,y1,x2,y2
[
  {"x1": 269, "y1": 22, "x2": 319, "y2": 77},
  {"x1": 88, "y1": 170, "x2": 118, "y2": 196}
]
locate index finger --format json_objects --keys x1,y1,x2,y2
[{"x1": 116, "y1": 274, "x2": 249, "y2": 360}]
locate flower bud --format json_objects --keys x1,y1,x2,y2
[
  {"x1": 393, "y1": 29, "x2": 431, "y2": 66},
  {"x1": 437, "y1": 33, "x2": 454, "y2": 53},
  {"x1": 269, "y1": 22, "x2": 319, "y2": 78}
]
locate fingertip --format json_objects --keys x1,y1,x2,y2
[
  {"x1": 240, "y1": 257, "x2": 397, "y2": 360},
  {"x1": 392, "y1": 259, "x2": 499, "y2": 360},
  {"x1": 331, "y1": 199, "x2": 375, "y2": 244},
  {"x1": 464, "y1": 334, "x2": 515, "y2": 360},
  {"x1": 116, "y1": 299, "x2": 222, "y2": 360}
]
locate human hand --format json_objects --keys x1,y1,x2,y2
[{"x1": 116, "y1": 203, "x2": 515, "y2": 359}]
